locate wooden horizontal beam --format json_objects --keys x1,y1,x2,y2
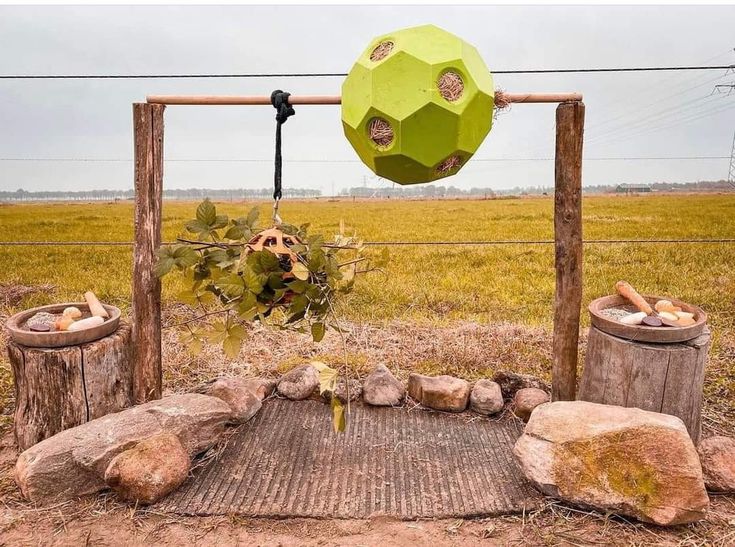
[{"x1": 146, "y1": 92, "x2": 583, "y2": 106}]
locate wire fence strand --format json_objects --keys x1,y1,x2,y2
[{"x1": 0, "y1": 239, "x2": 733, "y2": 247}]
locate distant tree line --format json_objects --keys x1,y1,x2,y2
[
  {"x1": 0, "y1": 187, "x2": 323, "y2": 202},
  {"x1": 341, "y1": 179, "x2": 734, "y2": 198},
  {"x1": 1, "y1": 180, "x2": 731, "y2": 202}
]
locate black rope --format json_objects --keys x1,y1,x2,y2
[{"x1": 270, "y1": 90, "x2": 295, "y2": 201}]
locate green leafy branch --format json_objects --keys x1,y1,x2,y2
[{"x1": 155, "y1": 199, "x2": 388, "y2": 365}]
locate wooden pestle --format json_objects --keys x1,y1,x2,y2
[
  {"x1": 84, "y1": 291, "x2": 109, "y2": 319},
  {"x1": 615, "y1": 281, "x2": 653, "y2": 315}
]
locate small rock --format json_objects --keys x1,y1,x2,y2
[
  {"x1": 240, "y1": 377, "x2": 277, "y2": 401},
  {"x1": 408, "y1": 374, "x2": 470, "y2": 413},
  {"x1": 513, "y1": 388, "x2": 550, "y2": 422},
  {"x1": 322, "y1": 378, "x2": 362, "y2": 404},
  {"x1": 698, "y1": 436, "x2": 735, "y2": 493},
  {"x1": 470, "y1": 380, "x2": 504, "y2": 415},
  {"x1": 204, "y1": 377, "x2": 263, "y2": 423},
  {"x1": 362, "y1": 364, "x2": 405, "y2": 406},
  {"x1": 26, "y1": 312, "x2": 56, "y2": 330},
  {"x1": 493, "y1": 370, "x2": 549, "y2": 400},
  {"x1": 15, "y1": 393, "x2": 230, "y2": 504},
  {"x1": 277, "y1": 365, "x2": 319, "y2": 400},
  {"x1": 513, "y1": 401, "x2": 709, "y2": 526},
  {"x1": 104, "y1": 433, "x2": 190, "y2": 505}
]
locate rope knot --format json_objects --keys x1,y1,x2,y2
[{"x1": 270, "y1": 90, "x2": 295, "y2": 124}]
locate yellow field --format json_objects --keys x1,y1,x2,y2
[
  {"x1": 1, "y1": 194, "x2": 734, "y2": 434},
  {"x1": 1, "y1": 194, "x2": 733, "y2": 327}
]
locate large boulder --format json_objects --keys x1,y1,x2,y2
[
  {"x1": 104, "y1": 433, "x2": 190, "y2": 505},
  {"x1": 15, "y1": 393, "x2": 231, "y2": 504},
  {"x1": 277, "y1": 365, "x2": 319, "y2": 400},
  {"x1": 493, "y1": 370, "x2": 549, "y2": 400},
  {"x1": 470, "y1": 379, "x2": 504, "y2": 416},
  {"x1": 408, "y1": 374, "x2": 470, "y2": 413},
  {"x1": 512, "y1": 387, "x2": 550, "y2": 422},
  {"x1": 204, "y1": 376, "x2": 263, "y2": 423},
  {"x1": 698, "y1": 436, "x2": 735, "y2": 493},
  {"x1": 514, "y1": 401, "x2": 709, "y2": 526},
  {"x1": 362, "y1": 364, "x2": 405, "y2": 406}
]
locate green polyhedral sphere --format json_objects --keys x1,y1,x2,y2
[{"x1": 341, "y1": 24, "x2": 494, "y2": 185}]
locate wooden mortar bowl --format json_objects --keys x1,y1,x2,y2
[
  {"x1": 589, "y1": 294, "x2": 707, "y2": 344},
  {"x1": 6, "y1": 302, "x2": 121, "y2": 348}
]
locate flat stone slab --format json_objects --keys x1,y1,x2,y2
[{"x1": 156, "y1": 399, "x2": 541, "y2": 519}]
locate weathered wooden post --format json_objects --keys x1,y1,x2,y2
[
  {"x1": 8, "y1": 324, "x2": 134, "y2": 450},
  {"x1": 552, "y1": 101, "x2": 585, "y2": 401},
  {"x1": 132, "y1": 103, "x2": 165, "y2": 403}
]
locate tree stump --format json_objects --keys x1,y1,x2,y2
[
  {"x1": 8, "y1": 322, "x2": 134, "y2": 451},
  {"x1": 579, "y1": 325, "x2": 709, "y2": 444}
]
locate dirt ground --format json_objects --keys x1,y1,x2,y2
[{"x1": 2, "y1": 315, "x2": 735, "y2": 545}]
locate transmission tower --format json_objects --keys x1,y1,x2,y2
[{"x1": 729, "y1": 130, "x2": 735, "y2": 189}]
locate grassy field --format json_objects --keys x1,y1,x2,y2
[
  {"x1": 0, "y1": 194, "x2": 734, "y2": 325},
  {"x1": 1, "y1": 194, "x2": 734, "y2": 430}
]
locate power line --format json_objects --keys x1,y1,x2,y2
[
  {"x1": 0, "y1": 156, "x2": 729, "y2": 163},
  {"x1": 586, "y1": 94, "x2": 730, "y2": 145},
  {"x1": 1, "y1": 65, "x2": 733, "y2": 79},
  {"x1": 588, "y1": 100, "x2": 735, "y2": 147}
]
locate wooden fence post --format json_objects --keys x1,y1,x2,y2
[
  {"x1": 552, "y1": 101, "x2": 585, "y2": 401},
  {"x1": 132, "y1": 102, "x2": 165, "y2": 403}
]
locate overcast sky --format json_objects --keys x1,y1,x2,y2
[{"x1": 0, "y1": 4, "x2": 734, "y2": 193}]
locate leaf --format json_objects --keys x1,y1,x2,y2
[
  {"x1": 206, "y1": 320, "x2": 228, "y2": 343},
  {"x1": 242, "y1": 268, "x2": 264, "y2": 294},
  {"x1": 291, "y1": 262, "x2": 310, "y2": 281},
  {"x1": 224, "y1": 225, "x2": 245, "y2": 240},
  {"x1": 286, "y1": 279, "x2": 309, "y2": 294},
  {"x1": 331, "y1": 397, "x2": 346, "y2": 433},
  {"x1": 237, "y1": 291, "x2": 258, "y2": 319},
  {"x1": 179, "y1": 331, "x2": 203, "y2": 355},
  {"x1": 311, "y1": 361, "x2": 338, "y2": 394},
  {"x1": 213, "y1": 214, "x2": 229, "y2": 229},
  {"x1": 248, "y1": 250, "x2": 281, "y2": 275},
  {"x1": 218, "y1": 273, "x2": 245, "y2": 298},
  {"x1": 311, "y1": 322, "x2": 326, "y2": 342},
  {"x1": 177, "y1": 289, "x2": 198, "y2": 306},
  {"x1": 172, "y1": 245, "x2": 199, "y2": 268},
  {"x1": 185, "y1": 219, "x2": 211, "y2": 235},
  {"x1": 222, "y1": 335, "x2": 242, "y2": 359},
  {"x1": 188, "y1": 337, "x2": 203, "y2": 355},
  {"x1": 196, "y1": 199, "x2": 217, "y2": 226},
  {"x1": 154, "y1": 256, "x2": 175, "y2": 277}
]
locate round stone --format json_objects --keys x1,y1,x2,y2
[{"x1": 642, "y1": 316, "x2": 663, "y2": 327}]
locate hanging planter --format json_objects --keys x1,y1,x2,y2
[
  {"x1": 155, "y1": 199, "x2": 385, "y2": 358},
  {"x1": 341, "y1": 24, "x2": 495, "y2": 185}
]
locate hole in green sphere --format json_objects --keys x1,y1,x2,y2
[{"x1": 368, "y1": 117, "x2": 394, "y2": 148}]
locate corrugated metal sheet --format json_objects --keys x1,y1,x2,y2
[{"x1": 157, "y1": 399, "x2": 540, "y2": 519}]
